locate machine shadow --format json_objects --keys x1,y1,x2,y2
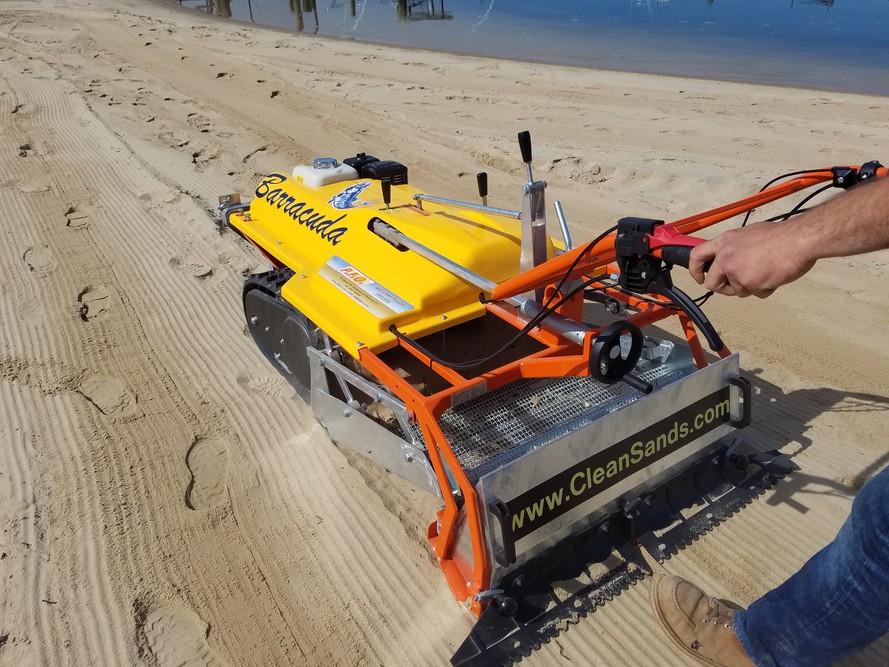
[{"x1": 738, "y1": 366, "x2": 889, "y2": 512}]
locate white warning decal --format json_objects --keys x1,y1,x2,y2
[{"x1": 319, "y1": 256, "x2": 413, "y2": 317}]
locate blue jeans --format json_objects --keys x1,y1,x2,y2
[{"x1": 734, "y1": 466, "x2": 889, "y2": 666}]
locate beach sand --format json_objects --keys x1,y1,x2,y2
[{"x1": 1, "y1": 0, "x2": 888, "y2": 664}]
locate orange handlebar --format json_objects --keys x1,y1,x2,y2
[{"x1": 492, "y1": 165, "x2": 885, "y2": 301}]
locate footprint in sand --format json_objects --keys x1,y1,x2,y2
[
  {"x1": 242, "y1": 145, "x2": 267, "y2": 164},
  {"x1": 235, "y1": 372, "x2": 289, "y2": 398},
  {"x1": 23, "y1": 246, "x2": 53, "y2": 274},
  {"x1": 139, "y1": 606, "x2": 228, "y2": 667},
  {"x1": 158, "y1": 129, "x2": 190, "y2": 149},
  {"x1": 186, "y1": 112, "x2": 211, "y2": 133},
  {"x1": 65, "y1": 204, "x2": 91, "y2": 229},
  {"x1": 77, "y1": 374, "x2": 143, "y2": 421},
  {"x1": 169, "y1": 255, "x2": 214, "y2": 279},
  {"x1": 77, "y1": 285, "x2": 111, "y2": 322},
  {"x1": 185, "y1": 437, "x2": 230, "y2": 510},
  {"x1": 16, "y1": 180, "x2": 51, "y2": 194},
  {"x1": 191, "y1": 147, "x2": 218, "y2": 168}
]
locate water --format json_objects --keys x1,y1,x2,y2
[{"x1": 178, "y1": 0, "x2": 889, "y2": 95}]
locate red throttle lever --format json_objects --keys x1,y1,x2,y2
[{"x1": 647, "y1": 225, "x2": 706, "y2": 268}]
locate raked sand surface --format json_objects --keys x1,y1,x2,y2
[{"x1": 1, "y1": 0, "x2": 889, "y2": 665}]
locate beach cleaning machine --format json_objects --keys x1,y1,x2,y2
[{"x1": 220, "y1": 133, "x2": 886, "y2": 664}]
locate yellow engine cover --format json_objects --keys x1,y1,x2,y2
[{"x1": 229, "y1": 171, "x2": 556, "y2": 353}]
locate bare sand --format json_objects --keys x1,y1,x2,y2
[{"x1": 1, "y1": 0, "x2": 888, "y2": 664}]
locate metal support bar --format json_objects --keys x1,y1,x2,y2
[
  {"x1": 373, "y1": 220, "x2": 515, "y2": 303},
  {"x1": 412, "y1": 193, "x2": 521, "y2": 219},
  {"x1": 520, "y1": 180, "x2": 548, "y2": 278},
  {"x1": 519, "y1": 300, "x2": 591, "y2": 346},
  {"x1": 554, "y1": 201, "x2": 573, "y2": 251}
]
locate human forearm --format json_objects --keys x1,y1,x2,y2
[
  {"x1": 794, "y1": 176, "x2": 889, "y2": 263},
  {"x1": 689, "y1": 176, "x2": 889, "y2": 298}
]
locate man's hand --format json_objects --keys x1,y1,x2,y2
[{"x1": 688, "y1": 222, "x2": 816, "y2": 298}]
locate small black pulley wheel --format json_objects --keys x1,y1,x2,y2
[{"x1": 590, "y1": 320, "x2": 644, "y2": 385}]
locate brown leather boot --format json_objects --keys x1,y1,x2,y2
[{"x1": 651, "y1": 574, "x2": 757, "y2": 667}]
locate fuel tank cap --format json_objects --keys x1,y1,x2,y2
[{"x1": 312, "y1": 157, "x2": 339, "y2": 170}]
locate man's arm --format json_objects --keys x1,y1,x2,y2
[{"x1": 689, "y1": 176, "x2": 889, "y2": 298}]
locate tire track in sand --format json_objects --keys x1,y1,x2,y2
[
  {"x1": 0, "y1": 58, "x2": 135, "y2": 664},
  {"x1": 2, "y1": 16, "x2": 299, "y2": 665},
  {"x1": 0, "y1": 380, "x2": 54, "y2": 665}
]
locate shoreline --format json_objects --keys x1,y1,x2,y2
[
  {"x1": 1, "y1": 0, "x2": 888, "y2": 665},
  {"x1": 164, "y1": 0, "x2": 889, "y2": 98}
]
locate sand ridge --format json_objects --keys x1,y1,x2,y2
[{"x1": 0, "y1": 0, "x2": 887, "y2": 664}]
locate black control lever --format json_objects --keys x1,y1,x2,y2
[
  {"x1": 381, "y1": 178, "x2": 392, "y2": 209},
  {"x1": 518, "y1": 131, "x2": 535, "y2": 183},
  {"x1": 518, "y1": 130, "x2": 532, "y2": 164},
  {"x1": 476, "y1": 171, "x2": 488, "y2": 206}
]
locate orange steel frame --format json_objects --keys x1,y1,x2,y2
[
  {"x1": 355, "y1": 168, "x2": 888, "y2": 615},
  {"x1": 241, "y1": 167, "x2": 885, "y2": 616}
]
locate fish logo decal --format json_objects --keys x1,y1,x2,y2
[{"x1": 329, "y1": 181, "x2": 373, "y2": 210}]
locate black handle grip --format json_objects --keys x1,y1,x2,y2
[
  {"x1": 662, "y1": 245, "x2": 714, "y2": 273},
  {"x1": 661, "y1": 245, "x2": 693, "y2": 268},
  {"x1": 622, "y1": 373, "x2": 653, "y2": 394},
  {"x1": 476, "y1": 171, "x2": 488, "y2": 198},
  {"x1": 518, "y1": 131, "x2": 532, "y2": 163}
]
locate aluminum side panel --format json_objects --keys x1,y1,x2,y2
[{"x1": 308, "y1": 349, "x2": 441, "y2": 498}]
